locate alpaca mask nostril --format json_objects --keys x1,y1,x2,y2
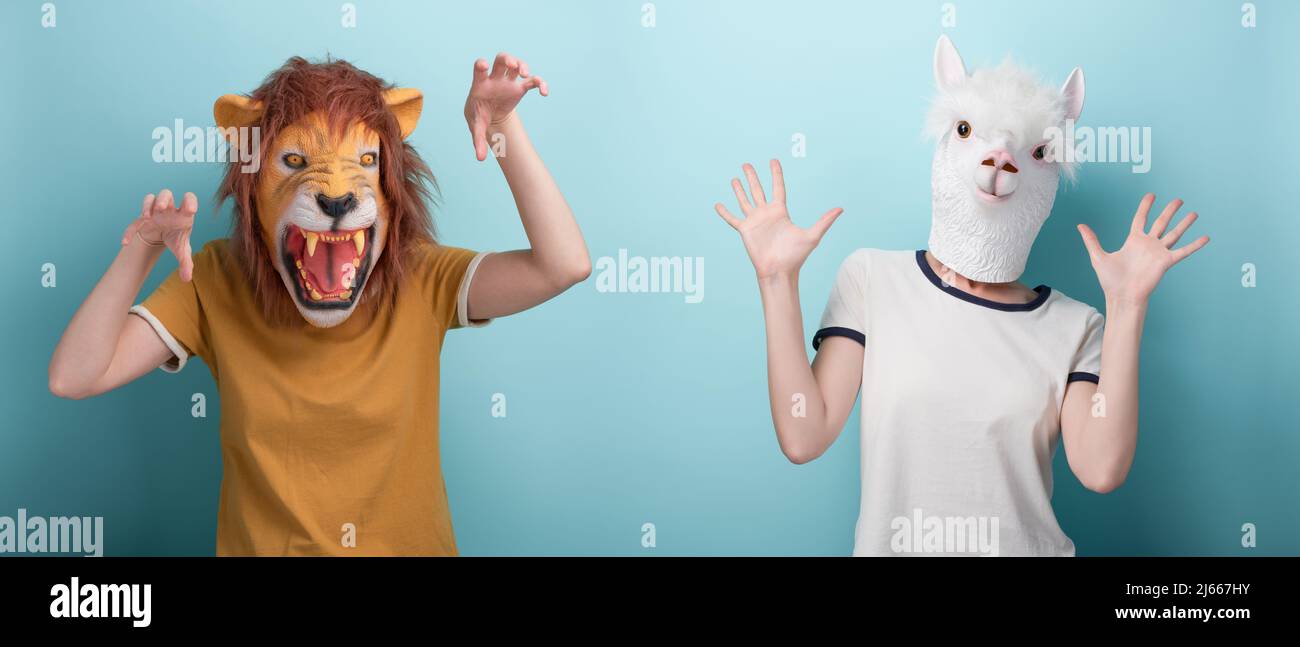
[
  {"x1": 981, "y1": 150, "x2": 1019, "y2": 173},
  {"x1": 979, "y1": 159, "x2": 1019, "y2": 173}
]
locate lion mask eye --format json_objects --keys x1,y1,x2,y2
[
  {"x1": 282, "y1": 153, "x2": 307, "y2": 169},
  {"x1": 360, "y1": 152, "x2": 378, "y2": 167},
  {"x1": 955, "y1": 120, "x2": 972, "y2": 139}
]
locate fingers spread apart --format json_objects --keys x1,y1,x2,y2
[
  {"x1": 1150, "y1": 198, "x2": 1183, "y2": 238},
  {"x1": 1131, "y1": 193, "x2": 1156, "y2": 234},
  {"x1": 1076, "y1": 224, "x2": 1104, "y2": 262},
  {"x1": 742, "y1": 164, "x2": 766, "y2": 207},
  {"x1": 714, "y1": 203, "x2": 741, "y2": 230},
  {"x1": 730, "y1": 177, "x2": 752, "y2": 214},
  {"x1": 809, "y1": 208, "x2": 844, "y2": 240},
  {"x1": 769, "y1": 159, "x2": 785, "y2": 204},
  {"x1": 1161, "y1": 212, "x2": 1197, "y2": 248},
  {"x1": 1171, "y1": 235, "x2": 1209, "y2": 263}
]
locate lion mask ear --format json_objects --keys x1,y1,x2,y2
[
  {"x1": 383, "y1": 87, "x2": 423, "y2": 139},
  {"x1": 214, "y1": 94, "x2": 264, "y2": 141}
]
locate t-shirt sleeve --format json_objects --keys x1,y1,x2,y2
[
  {"x1": 129, "y1": 246, "x2": 214, "y2": 373},
  {"x1": 1067, "y1": 308, "x2": 1104, "y2": 383},
  {"x1": 813, "y1": 249, "x2": 869, "y2": 351},
  {"x1": 418, "y1": 244, "x2": 492, "y2": 331}
]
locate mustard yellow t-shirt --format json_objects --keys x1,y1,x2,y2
[{"x1": 131, "y1": 239, "x2": 487, "y2": 556}]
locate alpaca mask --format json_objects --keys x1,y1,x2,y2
[
  {"x1": 213, "y1": 58, "x2": 434, "y2": 328},
  {"x1": 926, "y1": 36, "x2": 1085, "y2": 283}
]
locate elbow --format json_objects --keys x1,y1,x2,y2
[
  {"x1": 1068, "y1": 450, "x2": 1132, "y2": 494},
  {"x1": 1080, "y1": 470, "x2": 1127, "y2": 494},
  {"x1": 48, "y1": 359, "x2": 96, "y2": 400},
  {"x1": 48, "y1": 372, "x2": 88, "y2": 401},
  {"x1": 551, "y1": 257, "x2": 591, "y2": 290},
  {"x1": 780, "y1": 439, "x2": 823, "y2": 465},
  {"x1": 784, "y1": 451, "x2": 816, "y2": 465},
  {"x1": 566, "y1": 257, "x2": 592, "y2": 286},
  {"x1": 1071, "y1": 452, "x2": 1133, "y2": 493}
]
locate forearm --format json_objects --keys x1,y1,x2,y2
[
  {"x1": 49, "y1": 237, "x2": 164, "y2": 395},
  {"x1": 1065, "y1": 193, "x2": 1210, "y2": 490},
  {"x1": 758, "y1": 273, "x2": 838, "y2": 463},
  {"x1": 1070, "y1": 301, "x2": 1147, "y2": 490},
  {"x1": 489, "y1": 113, "x2": 590, "y2": 285}
]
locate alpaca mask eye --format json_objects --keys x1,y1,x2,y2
[
  {"x1": 283, "y1": 153, "x2": 307, "y2": 169},
  {"x1": 360, "y1": 152, "x2": 378, "y2": 167},
  {"x1": 955, "y1": 121, "x2": 972, "y2": 138},
  {"x1": 1032, "y1": 145, "x2": 1046, "y2": 161}
]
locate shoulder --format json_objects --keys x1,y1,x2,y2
[
  {"x1": 835, "y1": 248, "x2": 916, "y2": 276},
  {"x1": 1044, "y1": 287, "x2": 1104, "y2": 329},
  {"x1": 402, "y1": 240, "x2": 483, "y2": 302},
  {"x1": 195, "y1": 238, "x2": 232, "y2": 260},
  {"x1": 845, "y1": 247, "x2": 916, "y2": 264},
  {"x1": 162, "y1": 238, "x2": 266, "y2": 314},
  {"x1": 406, "y1": 240, "x2": 478, "y2": 273},
  {"x1": 189, "y1": 238, "x2": 239, "y2": 283}
]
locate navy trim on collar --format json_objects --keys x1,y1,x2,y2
[{"x1": 915, "y1": 250, "x2": 1051, "y2": 312}]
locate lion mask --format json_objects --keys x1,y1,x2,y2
[{"x1": 214, "y1": 57, "x2": 436, "y2": 328}]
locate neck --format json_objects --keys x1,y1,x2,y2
[{"x1": 924, "y1": 251, "x2": 1037, "y2": 305}]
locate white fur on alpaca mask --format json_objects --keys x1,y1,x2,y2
[{"x1": 927, "y1": 35, "x2": 1085, "y2": 283}]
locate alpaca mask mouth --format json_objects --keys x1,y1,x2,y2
[
  {"x1": 974, "y1": 187, "x2": 1012, "y2": 204},
  {"x1": 282, "y1": 224, "x2": 374, "y2": 308}
]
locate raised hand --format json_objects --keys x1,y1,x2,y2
[
  {"x1": 464, "y1": 52, "x2": 549, "y2": 161},
  {"x1": 121, "y1": 189, "x2": 197, "y2": 281},
  {"x1": 1077, "y1": 193, "x2": 1209, "y2": 306},
  {"x1": 714, "y1": 160, "x2": 843, "y2": 280}
]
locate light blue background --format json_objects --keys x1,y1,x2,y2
[{"x1": 2, "y1": 0, "x2": 1296, "y2": 555}]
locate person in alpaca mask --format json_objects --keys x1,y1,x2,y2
[
  {"x1": 48, "y1": 53, "x2": 591, "y2": 555},
  {"x1": 713, "y1": 36, "x2": 1209, "y2": 556}
]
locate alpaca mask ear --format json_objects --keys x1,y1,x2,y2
[
  {"x1": 383, "y1": 87, "x2": 423, "y2": 139},
  {"x1": 213, "y1": 94, "x2": 264, "y2": 139},
  {"x1": 1060, "y1": 67, "x2": 1085, "y2": 121},
  {"x1": 934, "y1": 35, "x2": 967, "y2": 93}
]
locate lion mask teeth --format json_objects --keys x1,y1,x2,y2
[{"x1": 285, "y1": 224, "x2": 370, "y2": 304}]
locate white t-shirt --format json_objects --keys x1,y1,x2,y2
[{"x1": 816, "y1": 249, "x2": 1104, "y2": 557}]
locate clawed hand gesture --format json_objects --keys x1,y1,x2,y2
[
  {"x1": 464, "y1": 52, "x2": 548, "y2": 161},
  {"x1": 122, "y1": 189, "x2": 197, "y2": 281}
]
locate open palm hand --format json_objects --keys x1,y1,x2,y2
[
  {"x1": 1077, "y1": 193, "x2": 1209, "y2": 306},
  {"x1": 714, "y1": 160, "x2": 843, "y2": 280}
]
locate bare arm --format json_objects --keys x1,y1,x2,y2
[
  {"x1": 1061, "y1": 194, "x2": 1209, "y2": 492},
  {"x1": 716, "y1": 160, "x2": 853, "y2": 463},
  {"x1": 1059, "y1": 305, "x2": 1143, "y2": 492},
  {"x1": 759, "y1": 274, "x2": 863, "y2": 463},
  {"x1": 48, "y1": 190, "x2": 197, "y2": 399},
  {"x1": 461, "y1": 53, "x2": 591, "y2": 320}
]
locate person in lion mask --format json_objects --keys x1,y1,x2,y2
[{"x1": 48, "y1": 53, "x2": 591, "y2": 556}]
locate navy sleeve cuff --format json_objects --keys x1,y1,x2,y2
[
  {"x1": 812, "y1": 326, "x2": 866, "y2": 351},
  {"x1": 1067, "y1": 372, "x2": 1100, "y2": 384}
]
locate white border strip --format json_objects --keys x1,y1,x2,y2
[
  {"x1": 456, "y1": 251, "x2": 493, "y2": 328},
  {"x1": 128, "y1": 305, "x2": 188, "y2": 373}
]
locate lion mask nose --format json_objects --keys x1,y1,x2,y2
[{"x1": 316, "y1": 192, "x2": 357, "y2": 220}]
